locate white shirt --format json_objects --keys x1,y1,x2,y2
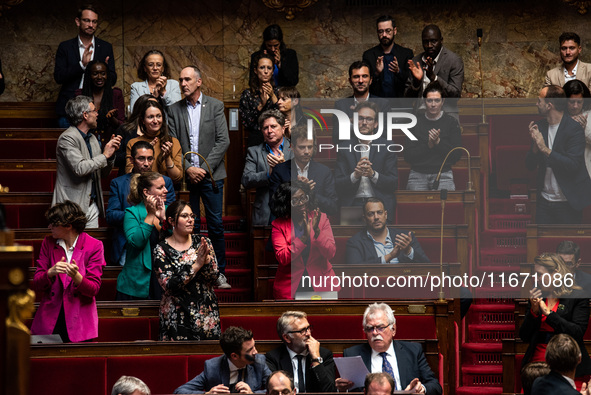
[
  {"x1": 296, "y1": 161, "x2": 310, "y2": 179},
  {"x1": 564, "y1": 60, "x2": 580, "y2": 82},
  {"x1": 228, "y1": 360, "x2": 242, "y2": 384},
  {"x1": 287, "y1": 346, "x2": 309, "y2": 390},
  {"x1": 421, "y1": 50, "x2": 443, "y2": 92},
  {"x1": 77, "y1": 35, "x2": 95, "y2": 89},
  {"x1": 352, "y1": 141, "x2": 379, "y2": 198},
  {"x1": 56, "y1": 236, "x2": 79, "y2": 264},
  {"x1": 541, "y1": 123, "x2": 567, "y2": 202},
  {"x1": 370, "y1": 343, "x2": 402, "y2": 390}
]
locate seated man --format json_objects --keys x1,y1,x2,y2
[
  {"x1": 242, "y1": 110, "x2": 293, "y2": 226},
  {"x1": 345, "y1": 198, "x2": 429, "y2": 264},
  {"x1": 520, "y1": 362, "x2": 550, "y2": 395},
  {"x1": 266, "y1": 370, "x2": 295, "y2": 395},
  {"x1": 265, "y1": 311, "x2": 336, "y2": 393},
  {"x1": 106, "y1": 140, "x2": 175, "y2": 265},
  {"x1": 111, "y1": 375, "x2": 151, "y2": 395},
  {"x1": 556, "y1": 240, "x2": 591, "y2": 294},
  {"x1": 269, "y1": 125, "x2": 337, "y2": 216},
  {"x1": 174, "y1": 326, "x2": 271, "y2": 394},
  {"x1": 337, "y1": 303, "x2": 442, "y2": 394},
  {"x1": 334, "y1": 101, "x2": 398, "y2": 216},
  {"x1": 364, "y1": 373, "x2": 395, "y2": 395}
]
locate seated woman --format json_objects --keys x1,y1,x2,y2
[
  {"x1": 249, "y1": 24, "x2": 299, "y2": 88},
  {"x1": 31, "y1": 201, "x2": 106, "y2": 342},
  {"x1": 403, "y1": 81, "x2": 462, "y2": 191},
  {"x1": 277, "y1": 86, "x2": 305, "y2": 140},
  {"x1": 240, "y1": 52, "x2": 278, "y2": 147},
  {"x1": 270, "y1": 180, "x2": 338, "y2": 299},
  {"x1": 116, "y1": 172, "x2": 168, "y2": 300},
  {"x1": 125, "y1": 100, "x2": 183, "y2": 185},
  {"x1": 130, "y1": 49, "x2": 181, "y2": 110},
  {"x1": 153, "y1": 200, "x2": 221, "y2": 341},
  {"x1": 75, "y1": 60, "x2": 125, "y2": 146},
  {"x1": 519, "y1": 253, "x2": 591, "y2": 388},
  {"x1": 563, "y1": 79, "x2": 591, "y2": 178}
]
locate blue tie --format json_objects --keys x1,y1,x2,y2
[{"x1": 380, "y1": 352, "x2": 397, "y2": 389}]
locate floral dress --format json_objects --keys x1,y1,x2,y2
[
  {"x1": 239, "y1": 87, "x2": 279, "y2": 147},
  {"x1": 153, "y1": 234, "x2": 221, "y2": 341}
]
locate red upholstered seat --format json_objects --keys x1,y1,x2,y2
[
  {"x1": 31, "y1": 357, "x2": 107, "y2": 395},
  {"x1": 0, "y1": 171, "x2": 55, "y2": 192},
  {"x1": 107, "y1": 356, "x2": 188, "y2": 395}
]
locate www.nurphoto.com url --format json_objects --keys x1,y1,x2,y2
[{"x1": 301, "y1": 272, "x2": 575, "y2": 292}]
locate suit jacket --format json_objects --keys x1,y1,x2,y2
[
  {"x1": 332, "y1": 95, "x2": 391, "y2": 144},
  {"x1": 106, "y1": 173, "x2": 175, "y2": 265},
  {"x1": 334, "y1": 137, "x2": 398, "y2": 215},
  {"x1": 52, "y1": 126, "x2": 114, "y2": 218},
  {"x1": 531, "y1": 371, "x2": 580, "y2": 395},
  {"x1": 363, "y1": 43, "x2": 414, "y2": 98},
  {"x1": 525, "y1": 115, "x2": 591, "y2": 211},
  {"x1": 271, "y1": 213, "x2": 338, "y2": 299},
  {"x1": 519, "y1": 292, "x2": 591, "y2": 377},
  {"x1": 242, "y1": 140, "x2": 293, "y2": 226},
  {"x1": 30, "y1": 233, "x2": 106, "y2": 342},
  {"x1": 54, "y1": 37, "x2": 116, "y2": 116},
  {"x1": 250, "y1": 48, "x2": 299, "y2": 87},
  {"x1": 345, "y1": 227, "x2": 430, "y2": 265},
  {"x1": 545, "y1": 61, "x2": 591, "y2": 87},
  {"x1": 343, "y1": 342, "x2": 442, "y2": 395},
  {"x1": 265, "y1": 345, "x2": 336, "y2": 392},
  {"x1": 268, "y1": 160, "x2": 338, "y2": 216},
  {"x1": 174, "y1": 354, "x2": 272, "y2": 394},
  {"x1": 130, "y1": 78, "x2": 182, "y2": 110},
  {"x1": 167, "y1": 95, "x2": 230, "y2": 181},
  {"x1": 575, "y1": 269, "x2": 591, "y2": 298}
]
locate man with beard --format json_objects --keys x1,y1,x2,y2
[
  {"x1": 54, "y1": 4, "x2": 116, "y2": 128},
  {"x1": 363, "y1": 16, "x2": 414, "y2": 98},
  {"x1": 405, "y1": 25, "x2": 463, "y2": 116},
  {"x1": 525, "y1": 85, "x2": 591, "y2": 224},
  {"x1": 265, "y1": 311, "x2": 336, "y2": 393},
  {"x1": 345, "y1": 198, "x2": 429, "y2": 264},
  {"x1": 545, "y1": 32, "x2": 591, "y2": 87},
  {"x1": 334, "y1": 101, "x2": 398, "y2": 216},
  {"x1": 336, "y1": 303, "x2": 442, "y2": 394}
]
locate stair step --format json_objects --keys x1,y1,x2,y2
[
  {"x1": 469, "y1": 304, "x2": 515, "y2": 324},
  {"x1": 461, "y1": 365, "x2": 503, "y2": 387},
  {"x1": 489, "y1": 214, "x2": 532, "y2": 230},
  {"x1": 226, "y1": 251, "x2": 249, "y2": 269},
  {"x1": 462, "y1": 343, "x2": 503, "y2": 365},
  {"x1": 489, "y1": 197, "x2": 530, "y2": 216},
  {"x1": 199, "y1": 216, "x2": 247, "y2": 232},
  {"x1": 480, "y1": 247, "x2": 526, "y2": 267},
  {"x1": 471, "y1": 287, "x2": 521, "y2": 303},
  {"x1": 224, "y1": 233, "x2": 248, "y2": 251},
  {"x1": 214, "y1": 287, "x2": 251, "y2": 302},
  {"x1": 224, "y1": 268, "x2": 252, "y2": 288},
  {"x1": 468, "y1": 324, "x2": 515, "y2": 343},
  {"x1": 455, "y1": 385, "x2": 502, "y2": 395},
  {"x1": 480, "y1": 230, "x2": 526, "y2": 249}
]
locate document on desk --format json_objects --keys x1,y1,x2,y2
[{"x1": 334, "y1": 356, "x2": 370, "y2": 388}]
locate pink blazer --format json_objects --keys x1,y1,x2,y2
[
  {"x1": 30, "y1": 233, "x2": 106, "y2": 342},
  {"x1": 271, "y1": 213, "x2": 338, "y2": 299}
]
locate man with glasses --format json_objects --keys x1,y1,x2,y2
[
  {"x1": 266, "y1": 311, "x2": 336, "y2": 393},
  {"x1": 334, "y1": 101, "x2": 398, "y2": 217},
  {"x1": 54, "y1": 4, "x2": 116, "y2": 128},
  {"x1": 175, "y1": 326, "x2": 271, "y2": 394},
  {"x1": 337, "y1": 303, "x2": 441, "y2": 394},
  {"x1": 362, "y1": 15, "x2": 414, "y2": 98},
  {"x1": 53, "y1": 96, "x2": 122, "y2": 228},
  {"x1": 556, "y1": 240, "x2": 591, "y2": 297},
  {"x1": 106, "y1": 140, "x2": 175, "y2": 265}
]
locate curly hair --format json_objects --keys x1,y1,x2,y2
[
  {"x1": 46, "y1": 201, "x2": 87, "y2": 233},
  {"x1": 137, "y1": 49, "x2": 171, "y2": 81},
  {"x1": 270, "y1": 180, "x2": 317, "y2": 219}
]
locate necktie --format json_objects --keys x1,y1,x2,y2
[
  {"x1": 380, "y1": 352, "x2": 397, "y2": 389},
  {"x1": 297, "y1": 355, "x2": 306, "y2": 393}
]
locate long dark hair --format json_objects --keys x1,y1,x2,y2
[
  {"x1": 260, "y1": 24, "x2": 286, "y2": 52},
  {"x1": 249, "y1": 52, "x2": 275, "y2": 94},
  {"x1": 81, "y1": 60, "x2": 114, "y2": 133},
  {"x1": 137, "y1": 100, "x2": 173, "y2": 167},
  {"x1": 270, "y1": 180, "x2": 317, "y2": 219}
]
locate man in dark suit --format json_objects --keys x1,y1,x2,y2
[
  {"x1": 265, "y1": 311, "x2": 336, "y2": 393},
  {"x1": 345, "y1": 198, "x2": 430, "y2": 265},
  {"x1": 525, "y1": 85, "x2": 591, "y2": 224},
  {"x1": 363, "y1": 15, "x2": 414, "y2": 98},
  {"x1": 530, "y1": 334, "x2": 584, "y2": 395},
  {"x1": 175, "y1": 327, "x2": 272, "y2": 394},
  {"x1": 54, "y1": 4, "x2": 116, "y2": 128},
  {"x1": 269, "y1": 125, "x2": 337, "y2": 216},
  {"x1": 242, "y1": 110, "x2": 293, "y2": 226},
  {"x1": 167, "y1": 65, "x2": 231, "y2": 287},
  {"x1": 405, "y1": 25, "x2": 463, "y2": 116},
  {"x1": 106, "y1": 141, "x2": 175, "y2": 265},
  {"x1": 556, "y1": 240, "x2": 591, "y2": 298},
  {"x1": 337, "y1": 303, "x2": 442, "y2": 394},
  {"x1": 334, "y1": 101, "x2": 398, "y2": 216}
]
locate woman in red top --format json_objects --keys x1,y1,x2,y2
[{"x1": 519, "y1": 253, "x2": 591, "y2": 385}]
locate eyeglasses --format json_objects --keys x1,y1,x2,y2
[
  {"x1": 363, "y1": 325, "x2": 390, "y2": 333},
  {"x1": 287, "y1": 325, "x2": 313, "y2": 335},
  {"x1": 358, "y1": 116, "x2": 375, "y2": 124},
  {"x1": 290, "y1": 194, "x2": 309, "y2": 207},
  {"x1": 179, "y1": 213, "x2": 197, "y2": 220},
  {"x1": 377, "y1": 29, "x2": 393, "y2": 35}
]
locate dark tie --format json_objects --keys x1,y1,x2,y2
[
  {"x1": 380, "y1": 352, "x2": 396, "y2": 389},
  {"x1": 297, "y1": 355, "x2": 306, "y2": 393}
]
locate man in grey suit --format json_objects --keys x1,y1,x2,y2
[
  {"x1": 174, "y1": 326, "x2": 272, "y2": 394},
  {"x1": 167, "y1": 65, "x2": 231, "y2": 288},
  {"x1": 52, "y1": 95, "x2": 122, "y2": 228},
  {"x1": 545, "y1": 32, "x2": 591, "y2": 88},
  {"x1": 405, "y1": 24, "x2": 464, "y2": 116},
  {"x1": 242, "y1": 110, "x2": 293, "y2": 226}
]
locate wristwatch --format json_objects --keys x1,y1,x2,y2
[{"x1": 311, "y1": 357, "x2": 323, "y2": 364}]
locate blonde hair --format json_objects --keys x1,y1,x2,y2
[
  {"x1": 534, "y1": 252, "x2": 580, "y2": 297},
  {"x1": 127, "y1": 172, "x2": 163, "y2": 205}
]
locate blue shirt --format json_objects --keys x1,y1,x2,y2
[{"x1": 187, "y1": 97, "x2": 202, "y2": 167}]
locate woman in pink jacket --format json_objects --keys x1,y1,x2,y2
[
  {"x1": 270, "y1": 180, "x2": 338, "y2": 299},
  {"x1": 31, "y1": 201, "x2": 106, "y2": 342}
]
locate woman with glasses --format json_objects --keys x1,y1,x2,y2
[
  {"x1": 153, "y1": 200, "x2": 221, "y2": 340},
  {"x1": 31, "y1": 201, "x2": 106, "y2": 342},
  {"x1": 270, "y1": 180, "x2": 338, "y2": 299},
  {"x1": 403, "y1": 81, "x2": 462, "y2": 190},
  {"x1": 519, "y1": 253, "x2": 591, "y2": 388},
  {"x1": 130, "y1": 49, "x2": 181, "y2": 110}
]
